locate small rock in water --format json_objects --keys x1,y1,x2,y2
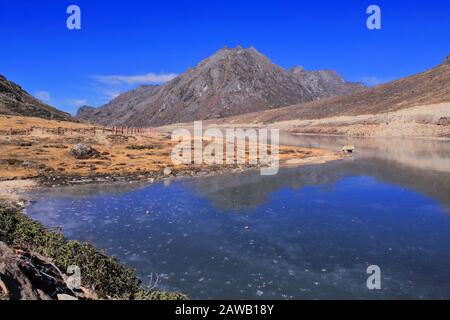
[
  {"x1": 163, "y1": 167, "x2": 172, "y2": 176},
  {"x1": 341, "y1": 145, "x2": 355, "y2": 153}
]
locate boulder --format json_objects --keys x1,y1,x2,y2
[
  {"x1": 163, "y1": 167, "x2": 172, "y2": 176},
  {"x1": 437, "y1": 117, "x2": 449, "y2": 126},
  {"x1": 0, "y1": 242, "x2": 80, "y2": 300},
  {"x1": 0, "y1": 242, "x2": 51, "y2": 300},
  {"x1": 69, "y1": 144, "x2": 99, "y2": 159},
  {"x1": 342, "y1": 145, "x2": 355, "y2": 153}
]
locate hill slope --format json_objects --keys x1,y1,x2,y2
[
  {"x1": 0, "y1": 75, "x2": 72, "y2": 121},
  {"x1": 219, "y1": 59, "x2": 450, "y2": 124},
  {"x1": 77, "y1": 46, "x2": 363, "y2": 126}
]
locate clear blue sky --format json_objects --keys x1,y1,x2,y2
[{"x1": 0, "y1": 0, "x2": 449, "y2": 114}]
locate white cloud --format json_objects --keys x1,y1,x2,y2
[
  {"x1": 67, "y1": 99, "x2": 88, "y2": 107},
  {"x1": 101, "y1": 89, "x2": 121, "y2": 100},
  {"x1": 359, "y1": 76, "x2": 390, "y2": 87},
  {"x1": 35, "y1": 91, "x2": 51, "y2": 102},
  {"x1": 92, "y1": 72, "x2": 177, "y2": 85}
]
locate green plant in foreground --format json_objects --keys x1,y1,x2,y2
[{"x1": 0, "y1": 205, "x2": 187, "y2": 300}]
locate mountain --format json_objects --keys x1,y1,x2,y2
[
  {"x1": 76, "y1": 85, "x2": 161, "y2": 124},
  {"x1": 0, "y1": 75, "x2": 72, "y2": 121},
  {"x1": 77, "y1": 46, "x2": 363, "y2": 126},
  {"x1": 215, "y1": 57, "x2": 450, "y2": 124}
]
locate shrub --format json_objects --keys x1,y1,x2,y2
[{"x1": 0, "y1": 205, "x2": 187, "y2": 300}]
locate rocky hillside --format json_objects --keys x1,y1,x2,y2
[
  {"x1": 77, "y1": 46, "x2": 363, "y2": 126},
  {"x1": 216, "y1": 57, "x2": 450, "y2": 124},
  {"x1": 0, "y1": 75, "x2": 72, "y2": 121},
  {"x1": 76, "y1": 85, "x2": 161, "y2": 124}
]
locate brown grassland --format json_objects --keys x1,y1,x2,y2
[{"x1": 0, "y1": 115, "x2": 341, "y2": 187}]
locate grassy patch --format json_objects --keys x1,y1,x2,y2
[{"x1": 0, "y1": 205, "x2": 187, "y2": 300}]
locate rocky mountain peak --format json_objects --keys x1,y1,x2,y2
[
  {"x1": 195, "y1": 46, "x2": 272, "y2": 71},
  {"x1": 289, "y1": 66, "x2": 306, "y2": 74},
  {"x1": 76, "y1": 47, "x2": 364, "y2": 127},
  {"x1": 75, "y1": 105, "x2": 96, "y2": 118}
]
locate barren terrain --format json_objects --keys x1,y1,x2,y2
[{"x1": 0, "y1": 115, "x2": 341, "y2": 199}]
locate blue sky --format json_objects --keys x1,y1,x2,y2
[{"x1": 0, "y1": 0, "x2": 449, "y2": 114}]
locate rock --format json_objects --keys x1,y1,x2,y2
[
  {"x1": 7, "y1": 159, "x2": 18, "y2": 165},
  {"x1": 0, "y1": 242, "x2": 50, "y2": 300},
  {"x1": 22, "y1": 161, "x2": 31, "y2": 167},
  {"x1": 445, "y1": 54, "x2": 450, "y2": 64},
  {"x1": 0, "y1": 242, "x2": 82, "y2": 300},
  {"x1": 0, "y1": 278, "x2": 9, "y2": 300},
  {"x1": 18, "y1": 141, "x2": 32, "y2": 147},
  {"x1": 163, "y1": 167, "x2": 172, "y2": 176},
  {"x1": 437, "y1": 117, "x2": 449, "y2": 126},
  {"x1": 57, "y1": 294, "x2": 78, "y2": 301},
  {"x1": 342, "y1": 145, "x2": 355, "y2": 153},
  {"x1": 69, "y1": 143, "x2": 99, "y2": 159}
]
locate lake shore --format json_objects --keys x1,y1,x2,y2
[
  {"x1": 0, "y1": 115, "x2": 342, "y2": 197},
  {"x1": 192, "y1": 102, "x2": 450, "y2": 139},
  {"x1": 0, "y1": 202, "x2": 188, "y2": 300},
  {"x1": 0, "y1": 116, "x2": 343, "y2": 300}
]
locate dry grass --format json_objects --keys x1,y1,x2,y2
[{"x1": 0, "y1": 115, "x2": 340, "y2": 181}]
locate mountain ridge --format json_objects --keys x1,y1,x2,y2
[
  {"x1": 77, "y1": 46, "x2": 364, "y2": 126},
  {"x1": 207, "y1": 58, "x2": 450, "y2": 127}
]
